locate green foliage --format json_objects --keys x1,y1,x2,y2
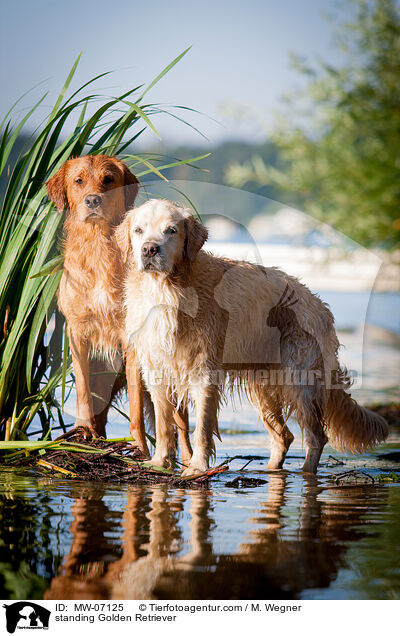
[
  {"x1": 0, "y1": 561, "x2": 48, "y2": 600},
  {"x1": 0, "y1": 51, "x2": 206, "y2": 441},
  {"x1": 226, "y1": 0, "x2": 400, "y2": 248},
  {"x1": 377, "y1": 472, "x2": 400, "y2": 482},
  {"x1": 146, "y1": 140, "x2": 283, "y2": 225}
]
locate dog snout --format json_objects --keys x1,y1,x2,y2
[
  {"x1": 142, "y1": 242, "x2": 160, "y2": 258},
  {"x1": 84, "y1": 194, "x2": 102, "y2": 209}
]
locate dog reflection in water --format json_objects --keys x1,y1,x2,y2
[{"x1": 44, "y1": 477, "x2": 387, "y2": 600}]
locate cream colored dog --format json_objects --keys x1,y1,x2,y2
[{"x1": 116, "y1": 199, "x2": 388, "y2": 476}]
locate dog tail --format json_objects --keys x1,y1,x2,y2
[{"x1": 325, "y1": 368, "x2": 388, "y2": 452}]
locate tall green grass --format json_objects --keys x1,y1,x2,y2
[{"x1": 0, "y1": 50, "x2": 207, "y2": 441}]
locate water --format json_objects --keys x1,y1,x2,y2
[
  {"x1": 1, "y1": 290, "x2": 399, "y2": 600},
  {"x1": 1, "y1": 457, "x2": 400, "y2": 600}
]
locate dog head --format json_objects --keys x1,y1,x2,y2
[
  {"x1": 46, "y1": 155, "x2": 139, "y2": 226},
  {"x1": 115, "y1": 199, "x2": 208, "y2": 273}
]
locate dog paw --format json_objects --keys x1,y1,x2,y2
[
  {"x1": 130, "y1": 443, "x2": 150, "y2": 461},
  {"x1": 181, "y1": 465, "x2": 206, "y2": 478},
  {"x1": 143, "y1": 457, "x2": 169, "y2": 469},
  {"x1": 130, "y1": 446, "x2": 150, "y2": 461},
  {"x1": 80, "y1": 426, "x2": 99, "y2": 440},
  {"x1": 56, "y1": 424, "x2": 99, "y2": 441}
]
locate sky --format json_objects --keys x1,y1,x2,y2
[{"x1": 0, "y1": 0, "x2": 347, "y2": 147}]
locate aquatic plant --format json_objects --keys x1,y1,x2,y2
[{"x1": 0, "y1": 50, "x2": 207, "y2": 440}]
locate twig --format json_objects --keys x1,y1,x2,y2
[
  {"x1": 239, "y1": 458, "x2": 256, "y2": 471},
  {"x1": 334, "y1": 469, "x2": 375, "y2": 484},
  {"x1": 179, "y1": 462, "x2": 229, "y2": 482},
  {"x1": 37, "y1": 458, "x2": 77, "y2": 477},
  {"x1": 327, "y1": 455, "x2": 345, "y2": 466}
]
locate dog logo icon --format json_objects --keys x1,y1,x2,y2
[{"x1": 3, "y1": 602, "x2": 50, "y2": 633}]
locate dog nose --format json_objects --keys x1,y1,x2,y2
[
  {"x1": 142, "y1": 242, "x2": 160, "y2": 257},
  {"x1": 84, "y1": 194, "x2": 102, "y2": 209}
]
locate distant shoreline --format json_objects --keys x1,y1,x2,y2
[{"x1": 208, "y1": 241, "x2": 400, "y2": 292}]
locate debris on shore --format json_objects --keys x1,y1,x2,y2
[{"x1": 0, "y1": 433, "x2": 228, "y2": 487}]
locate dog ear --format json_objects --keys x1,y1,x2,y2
[
  {"x1": 114, "y1": 215, "x2": 132, "y2": 263},
  {"x1": 46, "y1": 164, "x2": 67, "y2": 213},
  {"x1": 122, "y1": 164, "x2": 139, "y2": 210},
  {"x1": 183, "y1": 215, "x2": 208, "y2": 263}
]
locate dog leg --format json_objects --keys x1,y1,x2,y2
[
  {"x1": 182, "y1": 383, "x2": 219, "y2": 477},
  {"x1": 267, "y1": 423, "x2": 294, "y2": 469},
  {"x1": 146, "y1": 389, "x2": 176, "y2": 468},
  {"x1": 89, "y1": 358, "x2": 125, "y2": 437},
  {"x1": 299, "y1": 399, "x2": 328, "y2": 473},
  {"x1": 89, "y1": 358, "x2": 108, "y2": 437},
  {"x1": 69, "y1": 331, "x2": 97, "y2": 437},
  {"x1": 302, "y1": 427, "x2": 328, "y2": 473},
  {"x1": 126, "y1": 349, "x2": 150, "y2": 458},
  {"x1": 174, "y1": 408, "x2": 192, "y2": 467},
  {"x1": 251, "y1": 392, "x2": 294, "y2": 469}
]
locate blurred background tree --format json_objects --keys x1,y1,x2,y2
[{"x1": 225, "y1": 0, "x2": 400, "y2": 249}]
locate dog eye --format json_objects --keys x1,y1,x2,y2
[
  {"x1": 75, "y1": 178, "x2": 84, "y2": 185},
  {"x1": 103, "y1": 175, "x2": 114, "y2": 185},
  {"x1": 134, "y1": 227, "x2": 143, "y2": 234},
  {"x1": 165, "y1": 226, "x2": 177, "y2": 234}
]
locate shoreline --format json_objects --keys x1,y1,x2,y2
[{"x1": 208, "y1": 241, "x2": 400, "y2": 292}]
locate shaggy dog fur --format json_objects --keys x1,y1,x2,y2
[
  {"x1": 46, "y1": 159, "x2": 192, "y2": 462},
  {"x1": 117, "y1": 199, "x2": 388, "y2": 475}
]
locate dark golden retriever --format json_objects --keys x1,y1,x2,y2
[{"x1": 46, "y1": 159, "x2": 192, "y2": 463}]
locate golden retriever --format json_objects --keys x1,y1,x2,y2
[
  {"x1": 46, "y1": 160, "x2": 192, "y2": 463},
  {"x1": 116, "y1": 199, "x2": 388, "y2": 475}
]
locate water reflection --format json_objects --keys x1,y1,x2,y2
[
  {"x1": 237, "y1": 475, "x2": 386, "y2": 597},
  {"x1": 14, "y1": 474, "x2": 386, "y2": 600},
  {"x1": 0, "y1": 474, "x2": 63, "y2": 599}
]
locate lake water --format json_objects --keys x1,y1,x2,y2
[
  {"x1": 0, "y1": 290, "x2": 399, "y2": 600},
  {"x1": 1, "y1": 452, "x2": 400, "y2": 600}
]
